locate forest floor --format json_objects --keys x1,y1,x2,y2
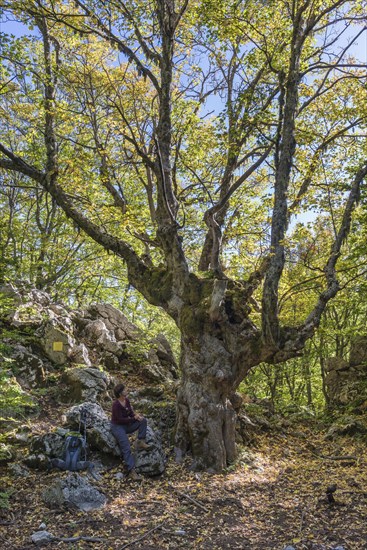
[{"x1": 1, "y1": 412, "x2": 367, "y2": 550}]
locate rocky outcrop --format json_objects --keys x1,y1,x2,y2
[
  {"x1": 0, "y1": 442, "x2": 15, "y2": 464},
  {"x1": 29, "y1": 429, "x2": 67, "y2": 458},
  {"x1": 1, "y1": 283, "x2": 51, "y2": 327},
  {"x1": 149, "y1": 334, "x2": 179, "y2": 380},
  {"x1": 325, "y1": 416, "x2": 367, "y2": 439},
  {"x1": 68, "y1": 343, "x2": 91, "y2": 366},
  {"x1": 1, "y1": 282, "x2": 178, "y2": 386},
  {"x1": 349, "y1": 335, "x2": 367, "y2": 367},
  {"x1": 1, "y1": 282, "x2": 175, "y2": 477},
  {"x1": 25, "y1": 401, "x2": 167, "y2": 476},
  {"x1": 77, "y1": 305, "x2": 179, "y2": 382},
  {"x1": 82, "y1": 303, "x2": 139, "y2": 342}
]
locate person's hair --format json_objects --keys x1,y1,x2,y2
[{"x1": 114, "y1": 383, "x2": 125, "y2": 398}]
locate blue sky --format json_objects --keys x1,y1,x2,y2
[
  {"x1": 1, "y1": 11, "x2": 366, "y2": 62},
  {"x1": 1, "y1": 8, "x2": 366, "y2": 235}
]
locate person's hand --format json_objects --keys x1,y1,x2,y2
[{"x1": 134, "y1": 414, "x2": 143, "y2": 421}]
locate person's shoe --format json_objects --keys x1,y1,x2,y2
[
  {"x1": 127, "y1": 469, "x2": 141, "y2": 481},
  {"x1": 135, "y1": 439, "x2": 151, "y2": 451}
]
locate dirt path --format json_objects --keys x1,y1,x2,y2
[{"x1": 1, "y1": 424, "x2": 366, "y2": 549}]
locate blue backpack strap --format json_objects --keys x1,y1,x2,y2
[
  {"x1": 64, "y1": 436, "x2": 73, "y2": 470},
  {"x1": 70, "y1": 447, "x2": 80, "y2": 471},
  {"x1": 79, "y1": 435, "x2": 87, "y2": 462},
  {"x1": 64, "y1": 435, "x2": 82, "y2": 472}
]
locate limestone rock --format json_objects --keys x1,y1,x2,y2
[
  {"x1": 100, "y1": 352, "x2": 121, "y2": 370},
  {"x1": 23, "y1": 453, "x2": 50, "y2": 470},
  {"x1": 325, "y1": 357, "x2": 348, "y2": 372},
  {"x1": 83, "y1": 319, "x2": 120, "y2": 355},
  {"x1": 141, "y1": 362, "x2": 173, "y2": 383},
  {"x1": 84, "y1": 303, "x2": 139, "y2": 342},
  {"x1": 12, "y1": 345, "x2": 46, "y2": 387},
  {"x1": 42, "y1": 473, "x2": 106, "y2": 511},
  {"x1": 1, "y1": 283, "x2": 51, "y2": 327},
  {"x1": 39, "y1": 321, "x2": 75, "y2": 365},
  {"x1": 0, "y1": 442, "x2": 15, "y2": 464},
  {"x1": 325, "y1": 355, "x2": 367, "y2": 406},
  {"x1": 134, "y1": 385, "x2": 165, "y2": 399},
  {"x1": 150, "y1": 333, "x2": 179, "y2": 379},
  {"x1": 48, "y1": 304, "x2": 69, "y2": 317},
  {"x1": 30, "y1": 289, "x2": 51, "y2": 307},
  {"x1": 31, "y1": 530, "x2": 53, "y2": 547},
  {"x1": 68, "y1": 343, "x2": 91, "y2": 366},
  {"x1": 349, "y1": 335, "x2": 367, "y2": 367},
  {"x1": 8, "y1": 463, "x2": 30, "y2": 477},
  {"x1": 65, "y1": 402, "x2": 120, "y2": 456},
  {"x1": 10, "y1": 301, "x2": 44, "y2": 327},
  {"x1": 61, "y1": 366, "x2": 112, "y2": 403},
  {"x1": 325, "y1": 416, "x2": 367, "y2": 439},
  {"x1": 29, "y1": 430, "x2": 67, "y2": 458},
  {"x1": 79, "y1": 304, "x2": 178, "y2": 383},
  {"x1": 134, "y1": 426, "x2": 166, "y2": 476}
]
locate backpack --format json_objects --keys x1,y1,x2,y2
[
  {"x1": 64, "y1": 433, "x2": 87, "y2": 471},
  {"x1": 50, "y1": 431, "x2": 93, "y2": 473},
  {"x1": 50, "y1": 408, "x2": 98, "y2": 476}
]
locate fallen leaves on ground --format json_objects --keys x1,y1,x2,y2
[{"x1": 1, "y1": 422, "x2": 367, "y2": 550}]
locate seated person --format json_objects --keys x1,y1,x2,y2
[{"x1": 110, "y1": 383, "x2": 150, "y2": 480}]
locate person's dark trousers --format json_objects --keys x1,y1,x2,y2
[{"x1": 111, "y1": 419, "x2": 147, "y2": 471}]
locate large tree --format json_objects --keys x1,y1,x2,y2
[{"x1": 0, "y1": 0, "x2": 366, "y2": 470}]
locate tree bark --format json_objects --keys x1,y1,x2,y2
[
  {"x1": 174, "y1": 334, "x2": 237, "y2": 472},
  {"x1": 172, "y1": 276, "x2": 267, "y2": 471}
]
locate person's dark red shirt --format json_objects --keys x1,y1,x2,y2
[{"x1": 111, "y1": 397, "x2": 135, "y2": 425}]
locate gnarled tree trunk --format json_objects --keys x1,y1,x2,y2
[
  {"x1": 172, "y1": 279, "x2": 265, "y2": 471},
  {"x1": 175, "y1": 336, "x2": 237, "y2": 471}
]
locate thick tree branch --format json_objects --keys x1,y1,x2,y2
[
  {"x1": 0, "y1": 143, "x2": 161, "y2": 302},
  {"x1": 261, "y1": 9, "x2": 310, "y2": 347},
  {"x1": 0, "y1": 146, "x2": 44, "y2": 182},
  {"x1": 303, "y1": 162, "x2": 367, "y2": 330},
  {"x1": 274, "y1": 162, "x2": 367, "y2": 362},
  {"x1": 150, "y1": 0, "x2": 189, "y2": 284}
]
